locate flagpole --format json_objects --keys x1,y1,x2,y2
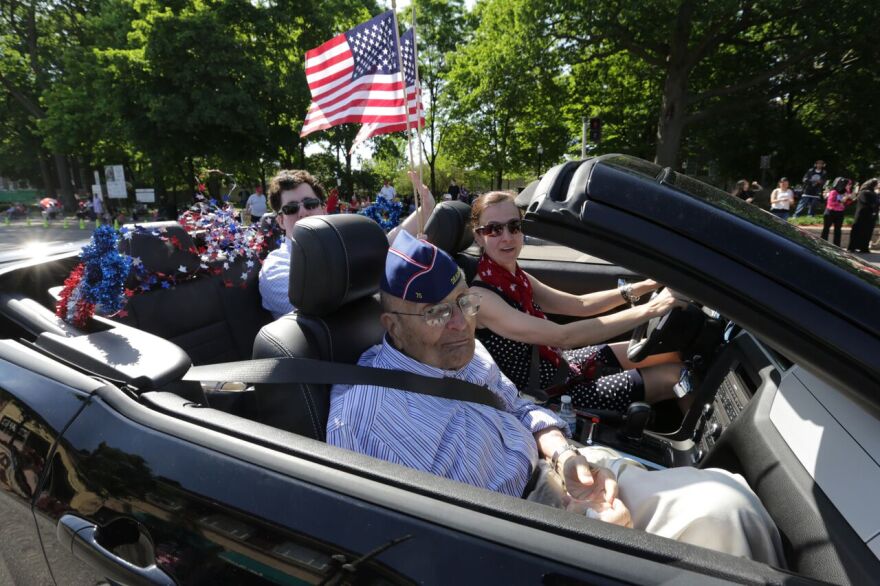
[
  {"x1": 390, "y1": 0, "x2": 422, "y2": 234},
  {"x1": 411, "y1": 4, "x2": 425, "y2": 195}
]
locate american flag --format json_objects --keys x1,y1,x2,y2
[
  {"x1": 301, "y1": 11, "x2": 408, "y2": 137},
  {"x1": 351, "y1": 28, "x2": 425, "y2": 149}
]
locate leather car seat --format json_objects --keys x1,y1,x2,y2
[
  {"x1": 115, "y1": 221, "x2": 271, "y2": 364},
  {"x1": 252, "y1": 215, "x2": 389, "y2": 440},
  {"x1": 423, "y1": 200, "x2": 477, "y2": 282}
]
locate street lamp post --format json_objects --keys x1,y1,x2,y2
[{"x1": 536, "y1": 145, "x2": 544, "y2": 177}]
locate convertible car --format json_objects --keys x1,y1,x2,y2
[{"x1": 0, "y1": 154, "x2": 878, "y2": 585}]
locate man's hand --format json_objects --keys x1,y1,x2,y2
[
  {"x1": 408, "y1": 171, "x2": 435, "y2": 208},
  {"x1": 558, "y1": 451, "x2": 632, "y2": 527}
]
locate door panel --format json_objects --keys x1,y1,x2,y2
[
  {"x1": 36, "y1": 389, "x2": 639, "y2": 585},
  {"x1": 0, "y1": 342, "x2": 99, "y2": 585}
]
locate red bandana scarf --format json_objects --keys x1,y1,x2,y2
[{"x1": 477, "y1": 254, "x2": 561, "y2": 367}]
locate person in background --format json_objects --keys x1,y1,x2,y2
[
  {"x1": 245, "y1": 185, "x2": 268, "y2": 224},
  {"x1": 349, "y1": 194, "x2": 361, "y2": 213},
  {"x1": 378, "y1": 179, "x2": 396, "y2": 202},
  {"x1": 92, "y1": 190, "x2": 105, "y2": 221},
  {"x1": 847, "y1": 178, "x2": 879, "y2": 253},
  {"x1": 326, "y1": 187, "x2": 339, "y2": 214},
  {"x1": 769, "y1": 177, "x2": 795, "y2": 221},
  {"x1": 731, "y1": 179, "x2": 755, "y2": 204},
  {"x1": 794, "y1": 160, "x2": 828, "y2": 217},
  {"x1": 448, "y1": 178, "x2": 460, "y2": 201},
  {"x1": 821, "y1": 177, "x2": 853, "y2": 247}
]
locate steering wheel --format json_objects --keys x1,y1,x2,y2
[{"x1": 627, "y1": 289, "x2": 682, "y2": 362}]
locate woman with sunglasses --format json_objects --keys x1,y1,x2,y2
[
  {"x1": 259, "y1": 169, "x2": 435, "y2": 318},
  {"x1": 469, "y1": 192, "x2": 685, "y2": 414}
]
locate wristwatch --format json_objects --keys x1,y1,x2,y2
[{"x1": 550, "y1": 444, "x2": 579, "y2": 473}]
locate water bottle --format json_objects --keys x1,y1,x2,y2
[{"x1": 559, "y1": 395, "x2": 578, "y2": 437}]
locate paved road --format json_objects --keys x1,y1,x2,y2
[
  {"x1": 0, "y1": 220, "x2": 92, "y2": 265},
  {"x1": 1, "y1": 217, "x2": 877, "y2": 266}
]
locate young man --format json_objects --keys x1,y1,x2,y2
[
  {"x1": 794, "y1": 160, "x2": 828, "y2": 218},
  {"x1": 327, "y1": 232, "x2": 783, "y2": 564},
  {"x1": 258, "y1": 170, "x2": 435, "y2": 318}
]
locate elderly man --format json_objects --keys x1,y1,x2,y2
[{"x1": 328, "y1": 231, "x2": 784, "y2": 565}]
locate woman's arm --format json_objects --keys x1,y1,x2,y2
[
  {"x1": 529, "y1": 272, "x2": 658, "y2": 318},
  {"x1": 474, "y1": 285, "x2": 682, "y2": 349}
]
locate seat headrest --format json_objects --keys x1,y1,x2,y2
[
  {"x1": 119, "y1": 221, "x2": 200, "y2": 276},
  {"x1": 424, "y1": 200, "x2": 474, "y2": 255},
  {"x1": 290, "y1": 215, "x2": 389, "y2": 316}
]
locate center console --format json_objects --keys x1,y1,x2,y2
[{"x1": 571, "y1": 330, "x2": 769, "y2": 469}]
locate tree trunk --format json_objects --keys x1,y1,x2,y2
[
  {"x1": 53, "y1": 153, "x2": 75, "y2": 210},
  {"x1": 654, "y1": 1, "x2": 694, "y2": 169},
  {"x1": 38, "y1": 154, "x2": 55, "y2": 198},
  {"x1": 654, "y1": 67, "x2": 690, "y2": 168}
]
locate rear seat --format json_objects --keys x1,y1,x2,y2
[{"x1": 114, "y1": 221, "x2": 271, "y2": 365}]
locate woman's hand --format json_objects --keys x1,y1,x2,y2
[{"x1": 644, "y1": 287, "x2": 687, "y2": 318}]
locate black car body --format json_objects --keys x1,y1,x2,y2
[{"x1": 0, "y1": 154, "x2": 878, "y2": 585}]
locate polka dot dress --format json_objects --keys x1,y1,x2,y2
[{"x1": 473, "y1": 284, "x2": 645, "y2": 413}]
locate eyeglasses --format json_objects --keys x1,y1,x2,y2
[
  {"x1": 280, "y1": 198, "x2": 322, "y2": 215},
  {"x1": 387, "y1": 293, "x2": 481, "y2": 327},
  {"x1": 474, "y1": 219, "x2": 523, "y2": 237}
]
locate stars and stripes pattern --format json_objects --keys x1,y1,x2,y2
[
  {"x1": 351, "y1": 28, "x2": 426, "y2": 149},
  {"x1": 301, "y1": 11, "x2": 409, "y2": 137},
  {"x1": 327, "y1": 338, "x2": 569, "y2": 497}
]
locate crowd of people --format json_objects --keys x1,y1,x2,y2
[{"x1": 732, "y1": 158, "x2": 879, "y2": 252}]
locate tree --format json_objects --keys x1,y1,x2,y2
[
  {"x1": 543, "y1": 0, "x2": 879, "y2": 167},
  {"x1": 0, "y1": 0, "x2": 96, "y2": 206},
  {"x1": 445, "y1": 0, "x2": 564, "y2": 188},
  {"x1": 409, "y1": 0, "x2": 471, "y2": 194}
]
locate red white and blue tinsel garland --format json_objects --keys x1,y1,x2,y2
[
  {"x1": 359, "y1": 199, "x2": 402, "y2": 232},
  {"x1": 56, "y1": 225, "x2": 131, "y2": 327},
  {"x1": 178, "y1": 196, "x2": 270, "y2": 287},
  {"x1": 56, "y1": 196, "x2": 277, "y2": 326}
]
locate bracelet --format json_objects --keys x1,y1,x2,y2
[
  {"x1": 550, "y1": 444, "x2": 579, "y2": 473},
  {"x1": 618, "y1": 282, "x2": 640, "y2": 305}
]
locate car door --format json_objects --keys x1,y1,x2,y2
[
  {"x1": 0, "y1": 340, "x2": 94, "y2": 585},
  {"x1": 12, "y1": 343, "x2": 743, "y2": 585}
]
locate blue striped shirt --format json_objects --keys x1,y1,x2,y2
[
  {"x1": 258, "y1": 238, "x2": 295, "y2": 318},
  {"x1": 327, "y1": 337, "x2": 569, "y2": 497}
]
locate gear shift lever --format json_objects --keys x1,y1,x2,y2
[{"x1": 620, "y1": 402, "x2": 652, "y2": 441}]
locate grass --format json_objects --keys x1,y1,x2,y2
[{"x1": 788, "y1": 215, "x2": 854, "y2": 226}]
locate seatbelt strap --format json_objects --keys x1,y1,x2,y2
[{"x1": 183, "y1": 356, "x2": 505, "y2": 410}]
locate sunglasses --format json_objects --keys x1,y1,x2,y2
[
  {"x1": 387, "y1": 293, "x2": 481, "y2": 327},
  {"x1": 280, "y1": 197, "x2": 322, "y2": 215},
  {"x1": 474, "y1": 219, "x2": 523, "y2": 237}
]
